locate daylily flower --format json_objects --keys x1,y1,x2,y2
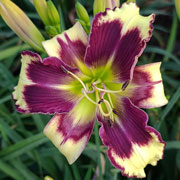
[{"x1": 13, "y1": 3, "x2": 168, "y2": 178}]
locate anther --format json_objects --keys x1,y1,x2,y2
[
  {"x1": 113, "y1": 109, "x2": 119, "y2": 115},
  {"x1": 61, "y1": 65, "x2": 69, "y2": 74},
  {"x1": 121, "y1": 80, "x2": 130, "y2": 91},
  {"x1": 98, "y1": 99, "x2": 104, "y2": 104},
  {"x1": 108, "y1": 119, "x2": 113, "y2": 127}
]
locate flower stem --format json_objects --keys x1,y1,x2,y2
[{"x1": 94, "y1": 121, "x2": 103, "y2": 180}]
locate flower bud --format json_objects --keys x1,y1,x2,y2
[
  {"x1": 33, "y1": 0, "x2": 51, "y2": 25},
  {"x1": 77, "y1": 19, "x2": 90, "y2": 34},
  {"x1": 175, "y1": 0, "x2": 180, "y2": 20},
  {"x1": 45, "y1": 25, "x2": 60, "y2": 37},
  {"x1": 127, "y1": 0, "x2": 136, "y2": 3},
  {"x1": 75, "y1": 2, "x2": 90, "y2": 24},
  {"x1": 0, "y1": 0, "x2": 45, "y2": 52},
  {"x1": 105, "y1": 0, "x2": 120, "y2": 9},
  {"x1": 93, "y1": 0, "x2": 105, "y2": 15},
  {"x1": 44, "y1": 176, "x2": 54, "y2": 180},
  {"x1": 47, "y1": 1, "x2": 60, "y2": 26}
]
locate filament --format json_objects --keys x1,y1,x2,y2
[
  {"x1": 96, "y1": 91, "x2": 113, "y2": 117},
  {"x1": 67, "y1": 70, "x2": 88, "y2": 91},
  {"x1": 63, "y1": 66, "x2": 94, "y2": 94},
  {"x1": 92, "y1": 83, "x2": 123, "y2": 94},
  {"x1": 62, "y1": 65, "x2": 116, "y2": 121},
  {"x1": 102, "y1": 83, "x2": 114, "y2": 108},
  {"x1": 107, "y1": 93, "x2": 114, "y2": 108},
  {"x1": 81, "y1": 89, "x2": 98, "y2": 105}
]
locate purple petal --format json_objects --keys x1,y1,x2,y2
[
  {"x1": 123, "y1": 62, "x2": 168, "y2": 108},
  {"x1": 13, "y1": 51, "x2": 81, "y2": 114},
  {"x1": 97, "y1": 97, "x2": 165, "y2": 178},
  {"x1": 44, "y1": 97, "x2": 96, "y2": 164},
  {"x1": 85, "y1": 3, "x2": 155, "y2": 82},
  {"x1": 42, "y1": 22, "x2": 88, "y2": 68},
  {"x1": 85, "y1": 19, "x2": 121, "y2": 67}
]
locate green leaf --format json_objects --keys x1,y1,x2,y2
[
  {"x1": 11, "y1": 158, "x2": 40, "y2": 180},
  {"x1": 0, "y1": 44, "x2": 30, "y2": 61},
  {"x1": 0, "y1": 160, "x2": 24, "y2": 180},
  {"x1": 84, "y1": 166, "x2": 93, "y2": 180},
  {"x1": 158, "y1": 87, "x2": 180, "y2": 130},
  {"x1": 165, "y1": 141, "x2": 180, "y2": 150},
  {"x1": 145, "y1": 46, "x2": 180, "y2": 65},
  {"x1": 72, "y1": 163, "x2": 82, "y2": 180},
  {"x1": 0, "y1": 132, "x2": 48, "y2": 160}
]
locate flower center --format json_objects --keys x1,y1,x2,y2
[{"x1": 61, "y1": 65, "x2": 129, "y2": 126}]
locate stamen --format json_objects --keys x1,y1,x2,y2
[
  {"x1": 102, "y1": 83, "x2": 114, "y2": 108},
  {"x1": 61, "y1": 65, "x2": 69, "y2": 74},
  {"x1": 121, "y1": 80, "x2": 130, "y2": 91},
  {"x1": 107, "y1": 93, "x2": 114, "y2": 108},
  {"x1": 113, "y1": 109, "x2": 119, "y2": 115},
  {"x1": 100, "y1": 91, "x2": 105, "y2": 99},
  {"x1": 108, "y1": 119, "x2": 113, "y2": 127},
  {"x1": 104, "y1": 100, "x2": 112, "y2": 111},
  {"x1": 98, "y1": 99, "x2": 112, "y2": 117},
  {"x1": 92, "y1": 83, "x2": 123, "y2": 94},
  {"x1": 96, "y1": 91, "x2": 112, "y2": 117},
  {"x1": 81, "y1": 89, "x2": 98, "y2": 105},
  {"x1": 100, "y1": 83, "x2": 106, "y2": 99},
  {"x1": 98, "y1": 99, "x2": 104, "y2": 104},
  {"x1": 98, "y1": 104, "x2": 112, "y2": 117},
  {"x1": 110, "y1": 113, "x2": 114, "y2": 123},
  {"x1": 86, "y1": 84, "x2": 95, "y2": 94},
  {"x1": 68, "y1": 71, "x2": 88, "y2": 91},
  {"x1": 61, "y1": 65, "x2": 94, "y2": 94}
]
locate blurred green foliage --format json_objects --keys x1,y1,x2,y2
[{"x1": 0, "y1": 0, "x2": 180, "y2": 180}]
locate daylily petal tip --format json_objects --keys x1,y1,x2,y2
[
  {"x1": 12, "y1": 93, "x2": 26, "y2": 114},
  {"x1": 98, "y1": 98, "x2": 165, "y2": 178},
  {"x1": 44, "y1": 99, "x2": 96, "y2": 165},
  {"x1": 125, "y1": 62, "x2": 168, "y2": 109},
  {"x1": 42, "y1": 21, "x2": 88, "y2": 68},
  {"x1": 21, "y1": 50, "x2": 40, "y2": 59},
  {"x1": 102, "y1": 126, "x2": 165, "y2": 178},
  {"x1": 148, "y1": 13, "x2": 156, "y2": 39}
]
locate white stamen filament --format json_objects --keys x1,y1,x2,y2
[
  {"x1": 102, "y1": 83, "x2": 114, "y2": 108},
  {"x1": 100, "y1": 91, "x2": 105, "y2": 99},
  {"x1": 107, "y1": 93, "x2": 114, "y2": 108},
  {"x1": 64, "y1": 67, "x2": 116, "y2": 124},
  {"x1": 85, "y1": 84, "x2": 95, "y2": 94},
  {"x1": 92, "y1": 83, "x2": 123, "y2": 94},
  {"x1": 67, "y1": 70, "x2": 88, "y2": 91},
  {"x1": 81, "y1": 89, "x2": 98, "y2": 105},
  {"x1": 95, "y1": 90, "x2": 113, "y2": 118}
]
